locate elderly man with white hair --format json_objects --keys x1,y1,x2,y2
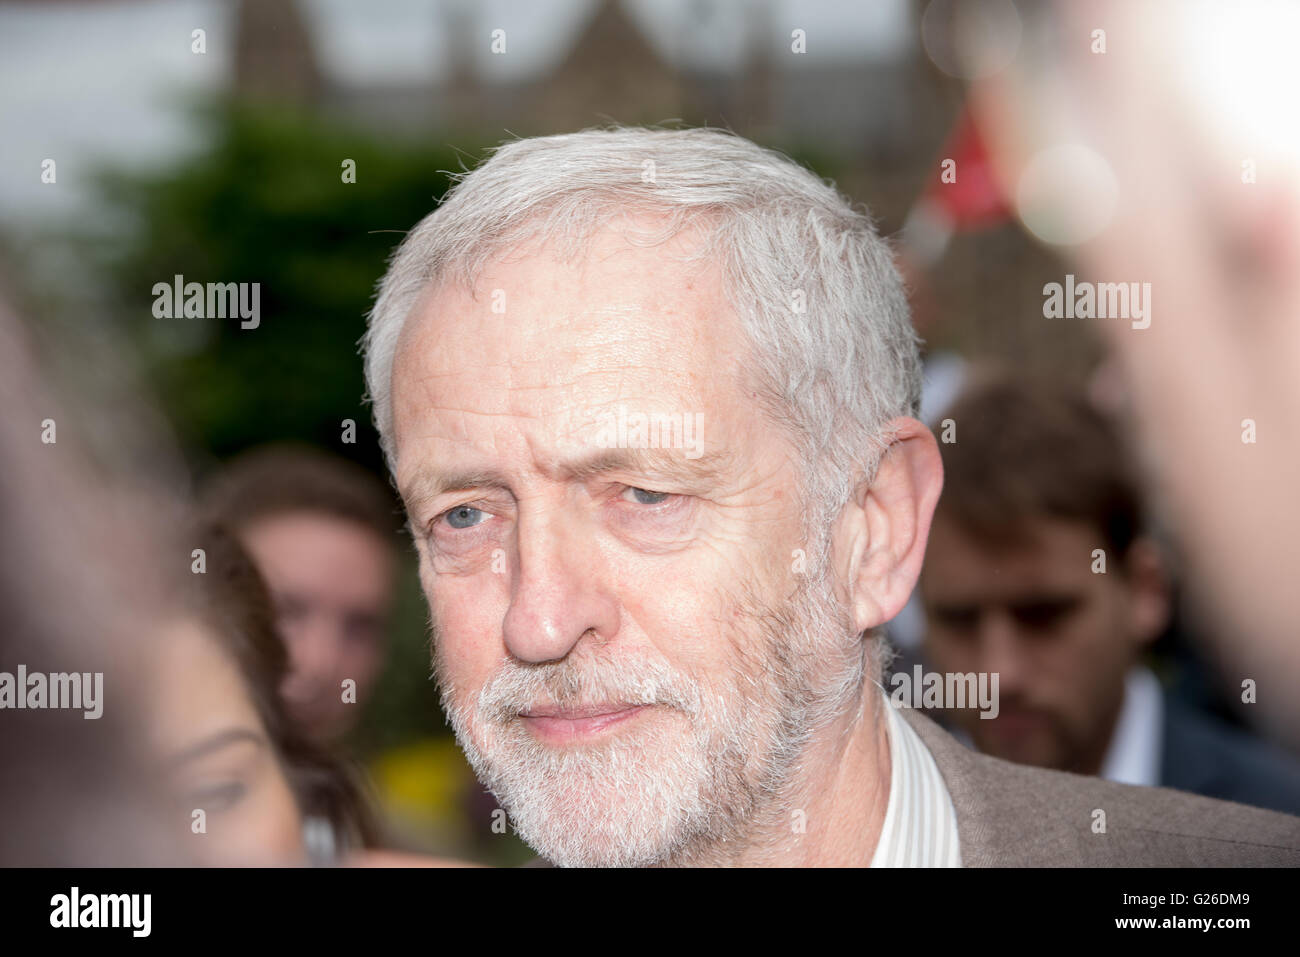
[{"x1": 363, "y1": 126, "x2": 1300, "y2": 867}]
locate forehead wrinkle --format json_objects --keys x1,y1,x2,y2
[
  {"x1": 402, "y1": 439, "x2": 741, "y2": 513},
  {"x1": 541, "y1": 444, "x2": 739, "y2": 490},
  {"x1": 397, "y1": 237, "x2": 756, "y2": 497}
]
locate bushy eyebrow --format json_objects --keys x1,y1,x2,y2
[
  {"x1": 400, "y1": 446, "x2": 735, "y2": 515},
  {"x1": 559, "y1": 447, "x2": 733, "y2": 488},
  {"x1": 399, "y1": 468, "x2": 511, "y2": 517}
]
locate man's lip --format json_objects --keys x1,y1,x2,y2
[
  {"x1": 519, "y1": 704, "x2": 642, "y2": 719},
  {"x1": 518, "y1": 704, "x2": 651, "y2": 742}
]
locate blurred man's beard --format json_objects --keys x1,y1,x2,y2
[
  {"x1": 969, "y1": 702, "x2": 1076, "y2": 771},
  {"x1": 433, "y1": 567, "x2": 864, "y2": 867}
]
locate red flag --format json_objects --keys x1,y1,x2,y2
[{"x1": 901, "y1": 105, "x2": 1010, "y2": 267}]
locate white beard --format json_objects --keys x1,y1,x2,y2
[{"x1": 436, "y1": 568, "x2": 863, "y2": 867}]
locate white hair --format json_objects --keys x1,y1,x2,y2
[{"x1": 364, "y1": 125, "x2": 921, "y2": 559}]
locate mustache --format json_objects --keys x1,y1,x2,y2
[{"x1": 476, "y1": 653, "x2": 702, "y2": 726}]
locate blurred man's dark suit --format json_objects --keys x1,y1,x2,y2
[{"x1": 1162, "y1": 696, "x2": 1300, "y2": 816}]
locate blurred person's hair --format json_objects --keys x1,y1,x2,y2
[
  {"x1": 362, "y1": 126, "x2": 922, "y2": 564},
  {"x1": 202, "y1": 443, "x2": 398, "y2": 543},
  {"x1": 934, "y1": 370, "x2": 1143, "y2": 559},
  {"x1": 186, "y1": 520, "x2": 381, "y2": 857}
]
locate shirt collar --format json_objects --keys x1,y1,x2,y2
[
  {"x1": 1098, "y1": 665, "x2": 1164, "y2": 788},
  {"x1": 870, "y1": 698, "x2": 963, "y2": 867}
]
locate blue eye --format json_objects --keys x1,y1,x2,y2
[
  {"x1": 444, "y1": 505, "x2": 485, "y2": 529},
  {"x1": 625, "y1": 487, "x2": 670, "y2": 506}
]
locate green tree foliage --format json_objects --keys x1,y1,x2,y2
[{"x1": 98, "y1": 98, "x2": 486, "y2": 476}]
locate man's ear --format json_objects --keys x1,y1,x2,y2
[
  {"x1": 833, "y1": 417, "x2": 944, "y2": 633},
  {"x1": 1124, "y1": 536, "x2": 1172, "y2": 650}
]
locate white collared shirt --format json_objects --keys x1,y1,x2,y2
[
  {"x1": 1098, "y1": 666, "x2": 1164, "y2": 788},
  {"x1": 870, "y1": 698, "x2": 963, "y2": 867}
]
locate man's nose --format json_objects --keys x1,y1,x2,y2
[
  {"x1": 978, "y1": 610, "x2": 1028, "y2": 693},
  {"x1": 501, "y1": 508, "x2": 619, "y2": 664}
]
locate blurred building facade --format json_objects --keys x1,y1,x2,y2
[{"x1": 229, "y1": 0, "x2": 1089, "y2": 380}]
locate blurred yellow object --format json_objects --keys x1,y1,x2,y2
[{"x1": 370, "y1": 737, "x2": 475, "y2": 834}]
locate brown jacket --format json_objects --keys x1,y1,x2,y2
[{"x1": 900, "y1": 705, "x2": 1300, "y2": 866}]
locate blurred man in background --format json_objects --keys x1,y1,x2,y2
[
  {"x1": 920, "y1": 374, "x2": 1300, "y2": 814},
  {"x1": 204, "y1": 445, "x2": 399, "y2": 746}
]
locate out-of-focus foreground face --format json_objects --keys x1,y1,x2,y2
[
  {"x1": 149, "y1": 620, "x2": 307, "y2": 866},
  {"x1": 240, "y1": 513, "x2": 394, "y2": 743},
  {"x1": 969, "y1": 0, "x2": 1300, "y2": 744},
  {"x1": 921, "y1": 515, "x2": 1158, "y2": 773},
  {"x1": 390, "y1": 219, "x2": 856, "y2": 867}
]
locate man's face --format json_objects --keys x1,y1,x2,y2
[
  {"x1": 919, "y1": 514, "x2": 1144, "y2": 773},
  {"x1": 390, "y1": 221, "x2": 860, "y2": 866},
  {"x1": 240, "y1": 512, "x2": 395, "y2": 743}
]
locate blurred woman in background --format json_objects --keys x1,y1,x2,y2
[
  {"x1": 151, "y1": 521, "x2": 381, "y2": 865},
  {"x1": 0, "y1": 285, "x2": 376, "y2": 866},
  {"x1": 0, "y1": 287, "x2": 182, "y2": 865}
]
